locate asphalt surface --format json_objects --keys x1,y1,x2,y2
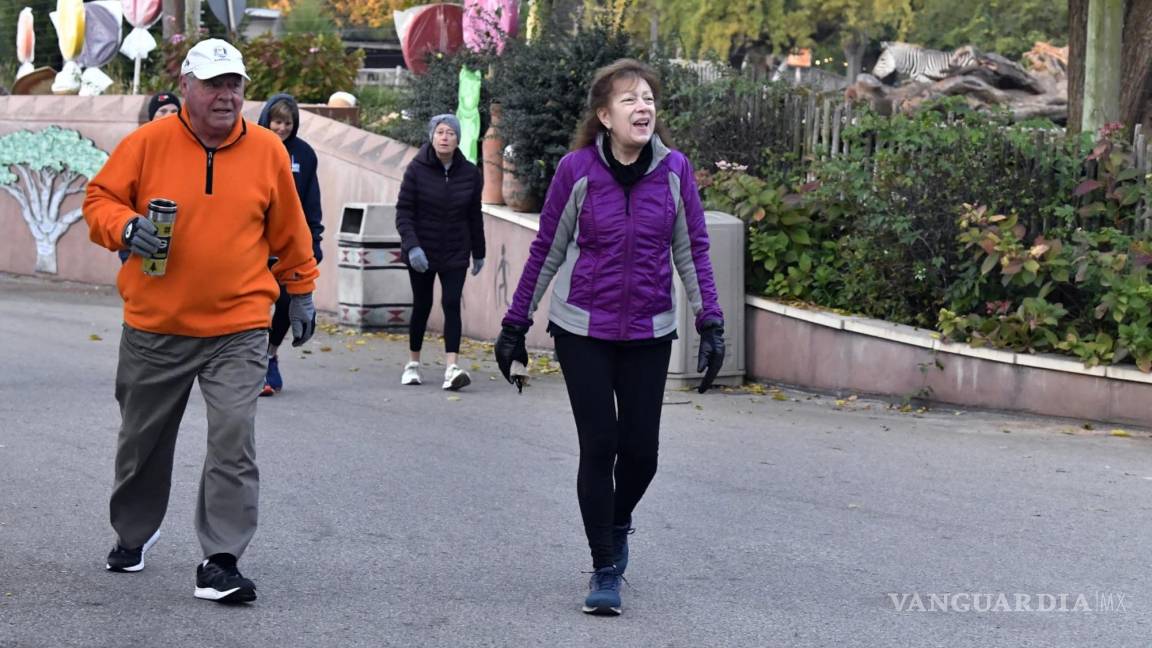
[{"x1": 1, "y1": 273, "x2": 1151, "y2": 647}]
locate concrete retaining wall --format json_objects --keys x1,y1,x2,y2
[{"x1": 745, "y1": 297, "x2": 1152, "y2": 426}]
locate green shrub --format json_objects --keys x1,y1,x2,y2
[
  {"x1": 143, "y1": 33, "x2": 361, "y2": 104},
  {"x1": 357, "y1": 86, "x2": 407, "y2": 137},
  {"x1": 701, "y1": 165, "x2": 841, "y2": 303},
  {"x1": 489, "y1": 19, "x2": 635, "y2": 201},
  {"x1": 382, "y1": 49, "x2": 494, "y2": 147},
  {"x1": 242, "y1": 33, "x2": 362, "y2": 103},
  {"x1": 810, "y1": 100, "x2": 1083, "y2": 327},
  {"x1": 940, "y1": 127, "x2": 1152, "y2": 372},
  {"x1": 663, "y1": 73, "x2": 806, "y2": 185}
]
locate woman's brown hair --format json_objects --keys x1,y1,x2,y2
[{"x1": 570, "y1": 58, "x2": 674, "y2": 151}]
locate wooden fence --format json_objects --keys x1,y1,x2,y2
[{"x1": 672, "y1": 79, "x2": 1152, "y2": 231}]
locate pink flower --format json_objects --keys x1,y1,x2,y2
[
  {"x1": 309, "y1": 47, "x2": 320, "y2": 54},
  {"x1": 170, "y1": 33, "x2": 186, "y2": 44}
]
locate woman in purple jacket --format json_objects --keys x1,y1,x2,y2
[{"x1": 495, "y1": 59, "x2": 725, "y2": 615}]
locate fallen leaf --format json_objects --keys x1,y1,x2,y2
[
  {"x1": 447, "y1": 395, "x2": 461, "y2": 401},
  {"x1": 355, "y1": 339, "x2": 366, "y2": 346},
  {"x1": 319, "y1": 346, "x2": 332, "y2": 352},
  {"x1": 1110, "y1": 429, "x2": 1131, "y2": 437},
  {"x1": 834, "y1": 399, "x2": 847, "y2": 408},
  {"x1": 89, "y1": 334, "x2": 102, "y2": 341},
  {"x1": 772, "y1": 393, "x2": 788, "y2": 401},
  {"x1": 349, "y1": 367, "x2": 359, "y2": 372},
  {"x1": 694, "y1": 404, "x2": 703, "y2": 411}
]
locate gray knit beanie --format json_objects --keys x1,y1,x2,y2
[{"x1": 428, "y1": 113, "x2": 461, "y2": 140}]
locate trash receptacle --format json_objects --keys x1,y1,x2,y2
[
  {"x1": 337, "y1": 202, "x2": 412, "y2": 329},
  {"x1": 667, "y1": 210, "x2": 745, "y2": 388}
]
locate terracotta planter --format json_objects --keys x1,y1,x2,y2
[
  {"x1": 501, "y1": 145, "x2": 541, "y2": 213},
  {"x1": 481, "y1": 103, "x2": 504, "y2": 204}
]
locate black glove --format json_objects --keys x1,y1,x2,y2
[
  {"x1": 495, "y1": 324, "x2": 529, "y2": 393},
  {"x1": 696, "y1": 322, "x2": 725, "y2": 394},
  {"x1": 122, "y1": 216, "x2": 162, "y2": 258}
]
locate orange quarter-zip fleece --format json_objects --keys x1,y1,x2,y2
[{"x1": 84, "y1": 108, "x2": 319, "y2": 337}]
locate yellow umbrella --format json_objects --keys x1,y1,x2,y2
[
  {"x1": 50, "y1": 0, "x2": 86, "y2": 94},
  {"x1": 56, "y1": 0, "x2": 85, "y2": 60}
]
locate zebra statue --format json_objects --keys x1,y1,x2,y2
[{"x1": 872, "y1": 42, "x2": 978, "y2": 83}]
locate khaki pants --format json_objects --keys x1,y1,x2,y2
[{"x1": 110, "y1": 325, "x2": 267, "y2": 559}]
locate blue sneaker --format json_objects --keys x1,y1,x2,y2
[
  {"x1": 582, "y1": 566, "x2": 622, "y2": 615},
  {"x1": 265, "y1": 355, "x2": 283, "y2": 392},
  {"x1": 612, "y1": 524, "x2": 634, "y2": 575}
]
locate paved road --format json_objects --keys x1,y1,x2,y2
[{"x1": 1, "y1": 273, "x2": 1151, "y2": 647}]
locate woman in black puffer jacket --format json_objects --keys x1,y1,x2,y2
[{"x1": 395, "y1": 114, "x2": 486, "y2": 390}]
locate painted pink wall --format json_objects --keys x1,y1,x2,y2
[
  {"x1": 746, "y1": 306, "x2": 1152, "y2": 426},
  {"x1": 0, "y1": 95, "x2": 417, "y2": 312}
]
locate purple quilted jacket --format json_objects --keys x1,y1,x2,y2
[{"x1": 502, "y1": 134, "x2": 723, "y2": 340}]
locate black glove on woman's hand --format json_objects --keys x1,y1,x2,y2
[
  {"x1": 696, "y1": 322, "x2": 725, "y2": 394},
  {"x1": 495, "y1": 324, "x2": 530, "y2": 392}
]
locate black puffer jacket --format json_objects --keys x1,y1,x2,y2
[{"x1": 395, "y1": 143, "x2": 485, "y2": 271}]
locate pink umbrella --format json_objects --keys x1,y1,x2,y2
[
  {"x1": 16, "y1": 8, "x2": 34, "y2": 79},
  {"x1": 463, "y1": 0, "x2": 517, "y2": 54},
  {"x1": 121, "y1": 0, "x2": 162, "y2": 93}
]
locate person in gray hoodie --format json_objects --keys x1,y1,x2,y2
[{"x1": 257, "y1": 93, "x2": 325, "y2": 396}]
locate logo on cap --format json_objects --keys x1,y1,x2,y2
[{"x1": 214, "y1": 46, "x2": 228, "y2": 60}]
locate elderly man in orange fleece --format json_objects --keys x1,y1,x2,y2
[{"x1": 84, "y1": 39, "x2": 319, "y2": 605}]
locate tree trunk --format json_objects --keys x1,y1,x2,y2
[
  {"x1": 1082, "y1": 0, "x2": 1124, "y2": 134},
  {"x1": 1120, "y1": 0, "x2": 1152, "y2": 132},
  {"x1": 34, "y1": 238, "x2": 56, "y2": 274},
  {"x1": 185, "y1": 0, "x2": 202, "y2": 36},
  {"x1": 842, "y1": 32, "x2": 867, "y2": 85},
  {"x1": 162, "y1": 0, "x2": 184, "y2": 39},
  {"x1": 1069, "y1": 0, "x2": 1089, "y2": 134}
]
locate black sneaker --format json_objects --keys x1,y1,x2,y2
[
  {"x1": 194, "y1": 554, "x2": 257, "y2": 603},
  {"x1": 105, "y1": 530, "x2": 161, "y2": 572}
]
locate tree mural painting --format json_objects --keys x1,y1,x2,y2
[{"x1": 0, "y1": 126, "x2": 107, "y2": 274}]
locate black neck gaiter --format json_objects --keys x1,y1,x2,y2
[{"x1": 602, "y1": 136, "x2": 653, "y2": 188}]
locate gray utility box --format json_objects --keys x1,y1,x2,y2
[
  {"x1": 336, "y1": 203, "x2": 412, "y2": 329},
  {"x1": 667, "y1": 210, "x2": 745, "y2": 389}
]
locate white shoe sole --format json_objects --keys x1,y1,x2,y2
[
  {"x1": 194, "y1": 585, "x2": 256, "y2": 603},
  {"x1": 402, "y1": 377, "x2": 422, "y2": 385},
  {"x1": 106, "y1": 529, "x2": 161, "y2": 572},
  {"x1": 581, "y1": 604, "x2": 622, "y2": 615},
  {"x1": 443, "y1": 372, "x2": 471, "y2": 391}
]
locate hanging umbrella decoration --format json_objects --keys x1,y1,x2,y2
[
  {"x1": 207, "y1": 0, "x2": 246, "y2": 36},
  {"x1": 463, "y1": 0, "x2": 518, "y2": 54},
  {"x1": 77, "y1": 1, "x2": 123, "y2": 96},
  {"x1": 120, "y1": 0, "x2": 162, "y2": 94},
  {"x1": 49, "y1": 0, "x2": 86, "y2": 94},
  {"x1": 16, "y1": 7, "x2": 35, "y2": 80}
]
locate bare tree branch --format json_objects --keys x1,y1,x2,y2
[
  {"x1": 12, "y1": 165, "x2": 42, "y2": 223},
  {"x1": 0, "y1": 182, "x2": 32, "y2": 227},
  {"x1": 37, "y1": 169, "x2": 53, "y2": 214},
  {"x1": 62, "y1": 171, "x2": 87, "y2": 196}
]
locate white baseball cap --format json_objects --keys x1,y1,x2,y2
[{"x1": 180, "y1": 39, "x2": 250, "y2": 80}]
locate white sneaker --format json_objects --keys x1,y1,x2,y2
[
  {"x1": 401, "y1": 361, "x2": 422, "y2": 385},
  {"x1": 442, "y1": 364, "x2": 471, "y2": 391}
]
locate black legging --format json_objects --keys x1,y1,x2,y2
[
  {"x1": 553, "y1": 334, "x2": 672, "y2": 569},
  {"x1": 408, "y1": 267, "x2": 467, "y2": 353},
  {"x1": 269, "y1": 285, "x2": 291, "y2": 348}
]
